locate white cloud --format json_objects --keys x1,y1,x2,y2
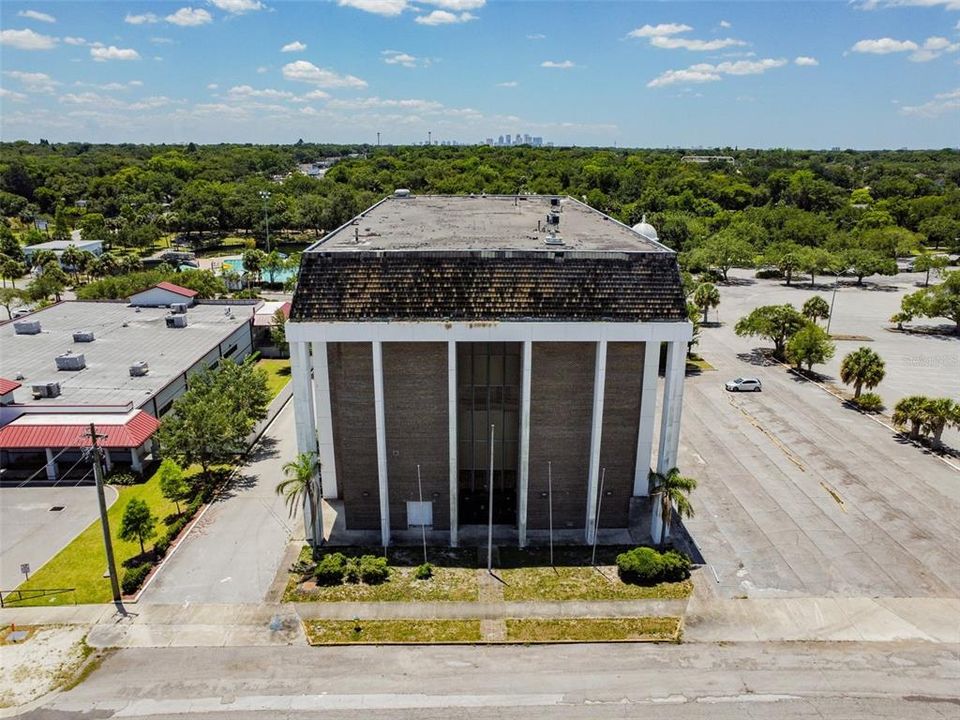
[
  {"x1": 281, "y1": 60, "x2": 368, "y2": 87},
  {"x1": 127, "y1": 96, "x2": 175, "y2": 110},
  {"x1": 901, "y1": 88, "x2": 960, "y2": 117},
  {"x1": 415, "y1": 10, "x2": 477, "y2": 24},
  {"x1": 227, "y1": 84, "x2": 295, "y2": 100},
  {"x1": 719, "y1": 20, "x2": 732, "y2": 28},
  {"x1": 166, "y1": 7, "x2": 214, "y2": 26},
  {"x1": 302, "y1": 89, "x2": 331, "y2": 100},
  {"x1": 855, "y1": 0, "x2": 960, "y2": 9},
  {"x1": 382, "y1": 49, "x2": 418, "y2": 67},
  {"x1": 0, "y1": 29, "x2": 58, "y2": 50},
  {"x1": 909, "y1": 36, "x2": 960, "y2": 61},
  {"x1": 90, "y1": 45, "x2": 141, "y2": 61},
  {"x1": 795, "y1": 55, "x2": 819, "y2": 66},
  {"x1": 207, "y1": 83, "x2": 219, "y2": 89},
  {"x1": 337, "y1": 0, "x2": 409, "y2": 16},
  {"x1": 627, "y1": 23, "x2": 692, "y2": 38},
  {"x1": 125, "y1": 12, "x2": 159, "y2": 24},
  {"x1": 419, "y1": 0, "x2": 485, "y2": 7},
  {"x1": 64, "y1": 36, "x2": 87, "y2": 45},
  {"x1": 650, "y1": 35, "x2": 747, "y2": 51},
  {"x1": 327, "y1": 97, "x2": 444, "y2": 111},
  {"x1": 209, "y1": 0, "x2": 265, "y2": 13},
  {"x1": 497, "y1": 80, "x2": 519, "y2": 87},
  {"x1": 541, "y1": 60, "x2": 575, "y2": 68},
  {"x1": 526, "y1": 33, "x2": 545, "y2": 40},
  {"x1": 151, "y1": 37, "x2": 176, "y2": 44},
  {"x1": 0, "y1": 87, "x2": 29, "y2": 102},
  {"x1": 851, "y1": 37, "x2": 918, "y2": 53},
  {"x1": 281, "y1": 40, "x2": 307, "y2": 52},
  {"x1": 18, "y1": 10, "x2": 56, "y2": 23},
  {"x1": 4, "y1": 70, "x2": 59, "y2": 93},
  {"x1": 648, "y1": 57, "x2": 786, "y2": 87},
  {"x1": 256, "y1": 65, "x2": 268, "y2": 73}
]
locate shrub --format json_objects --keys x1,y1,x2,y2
[
  {"x1": 121, "y1": 563, "x2": 152, "y2": 595},
  {"x1": 358, "y1": 555, "x2": 389, "y2": 585},
  {"x1": 853, "y1": 392, "x2": 884, "y2": 413},
  {"x1": 616, "y1": 547, "x2": 663, "y2": 585},
  {"x1": 290, "y1": 559, "x2": 316, "y2": 577},
  {"x1": 315, "y1": 552, "x2": 347, "y2": 586},
  {"x1": 414, "y1": 562, "x2": 433, "y2": 580},
  {"x1": 754, "y1": 268, "x2": 783, "y2": 280},
  {"x1": 659, "y1": 550, "x2": 692, "y2": 582},
  {"x1": 154, "y1": 535, "x2": 171, "y2": 559},
  {"x1": 343, "y1": 557, "x2": 361, "y2": 584},
  {"x1": 105, "y1": 470, "x2": 141, "y2": 486}
]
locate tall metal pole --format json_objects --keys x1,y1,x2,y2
[
  {"x1": 826, "y1": 270, "x2": 840, "y2": 335},
  {"x1": 487, "y1": 424, "x2": 495, "y2": 573},
  {"x1": 88, "y1": 423, "x2": 121, "y2": 603},
  {"x1": 547, "y1": 461, "x2": 554, "y2": 568},
  {"x1": 264, "y1": 199, "x2": 270, "y2": 255},
  {"x1": 591, "y1": 467, "x2": 606, "y2": 567},
  {"x1": 416, "y1": 464, "x2": 427, "y2": 565}
]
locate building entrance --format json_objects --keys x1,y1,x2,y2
[{"x1": 457, "y1": 342, "x2": 521, "y2": 526}]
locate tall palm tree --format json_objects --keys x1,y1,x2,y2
[
  {"x1": 276, "y1": 452, "x2": 322, "y2": 547},
  {"x1": 648, "y1": 468, "x2": 697, "y2": 550},
  {"x1": 839, "y1": 346, "x2": 886, "y2": 399},
  {"x1": 692, "y1": 283, "x2": 720, "y2": 324},
  {"x1": 892, "y1": 395, "x2": 929, "y2": 441},
  {"x1": 920, "y1": 398, "x2": 958, "y2": 449}
]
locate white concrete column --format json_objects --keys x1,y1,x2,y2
[
  {"x1": 310, "y1": 341, "x2": 338, "y2": 500},
  {"x1": 103, "y1": 448, "x2": 113, "y2": 472},
  {"x1": 447, "y1": 341, "x2": 459, "y2": 547},
  {"x1": 584, "y1": 340, "x2": 607, "y2": 544},
  {"x1": 372, "y1": 341, "x2": 390, "y2": 547},
  {"x1": 517, "y1": 340, "x2": 533, "y2": 547},
  {"x1": 633, "y1": 340, "x2": 661, "y2": 496},
  {"x1": 44, "y1": 448, "x2": 57, "y2": 481},
  {"x1": 290, "y1": 340, "x2": 318, "y2": 458},
  {"x1": 650, "y1": 494, "x2": 664, "y2": 546},
  {"x1": 130, "y1": 447, "x2": 143, "y2": 473},
  {"x1": 656, "y1": 341, "x2": 686, "y2": 474}
]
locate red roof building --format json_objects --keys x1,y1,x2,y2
[
  {"x1": 154, "y1": 281, "x2": 199, "y2": 298},
  {"x1": 0, "y1": 377, "x2": 22, "y2": 396},
  {"x1": 0, "y1": 410, "x2": 159, "y2": 450}
]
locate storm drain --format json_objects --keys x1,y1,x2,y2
[{"x1": 49, "y1": 506, "x2": 64, "y2": 512}]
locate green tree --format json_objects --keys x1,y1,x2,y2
[
  {"x1": 94, "y1": 252, "x2": 121, "y2": 278},
  {"x1": 28, "y1": 263, "x2": 68, "y2": 302},
  {"x1": 0, "y1": 287, "x2": 25, "y2": 319},
  {"x1": 119, "y1": 498, "x2": 157, "y2": 556},
  {"x1": 734, "y1": 304, "x2": 807, "y2": 358},
  {"x1": 156, "y1": 458, "x2": 189, "y2": 514},
  {"x1": 0, "y1": 256, "x2": 25, "y2": 288},
  {"x1": 900, "y1": 270, "x2": 960, "y2": 333},
  {"x1": 60, "y1": 245, "x2": 85, "y2": 284},
  {"x1": 689, "y1": 227, "x2": 756, "y2": 282},
  {"x1": 692, "y1": 282, "x2": 720, "y2": 324},
  {"x1": 270, "y1": 307, "x2": 289, "y2": 355},
  {"x1": 841, "y1": 248, "x2": 897, "y2": 285},
  {"x1": 762, "y1": 242, "x2": 802, "y2": 285},
  {"x1": 52, "y1": 205, "x2": 70, "y2": 242},
  {"x1": 796, "y1": 246, "x2": 836, "y2": 286},
  {"x1": 242, "y1": 248, "x2": 267, "y2": 286},
  {"x1": 892, "y1": 395, "x2": 929, "y2": 441},
  {"x1": 276, "y1": 452, "x2": 322, "y2": 548},
  {"x1": 839, "y1": 346, "x2": 885, "y2": 398},
  {"x1": 918, "y1": 216, "x2": 959, "y2": 250},
  {"x1": 912, "y1": 252, "x2": 949, "y2": 287},
  {"x1": 920, "y1": 398, "x2": 959, "y2": 449},
  {"x1": 785, "y1": 322, "x2": 836, "y2": 371},
  {"x1": 648, "y1": 467, "x2": 697, "y2": 551},
  {"x1": 802, "y1": 295, "x2": 831, "y2": 324}
]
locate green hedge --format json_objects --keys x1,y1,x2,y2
[
  {"x1": 616, "y1": 547, "x2": 691, "y2": 585},
  {"x1": 121, "y1": 562, "x2": 152, "y2": 595}
]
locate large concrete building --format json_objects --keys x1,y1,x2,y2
[{"x1": 287, "y1": 194, "x2": 691, "y2": 547}]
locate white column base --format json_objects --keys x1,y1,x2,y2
[
  {"x1": 656, "y1": 341, "x2": 686, "y2": 475},
  {"x1": 311, "y1": 341, "x2": 339, "y2": 500},
  {"x1": 584, "y1": 340, "x2": 607, "y2": 545},
  {"x1": 45, "y1": 448, "x2": 57, "y2": 481},
  {"x1": 633, "y1": 340, "x2": 660, "y2": 496},
  {"x1": 372, "y1": 341, "x2": 390, "y2": 547}
]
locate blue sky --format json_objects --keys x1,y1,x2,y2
[{"x1": 1, "y1": 0, "x2": 958, "y2": 148}]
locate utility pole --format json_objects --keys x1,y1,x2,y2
[
  {"x1": 87, "y1": 423, "x2": 121, "y2": 603},
  {"x1": 259, "y1": 190, "x2": 271, "y2": 254}
]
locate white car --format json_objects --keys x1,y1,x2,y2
[{"x1": 726, "y1": 377, "x2": 762, "y2": 392}]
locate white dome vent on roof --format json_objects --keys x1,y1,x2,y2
[{"x1": 632, "y1": 214, "x2": 659, "y2": 242}]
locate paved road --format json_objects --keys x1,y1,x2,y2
[
  {"x1": 680, "y1": 278, "x2": 960, "y2": 599},
  {"x1": 26, "y1": 642, "x2": 960, "y2": 719},
  {"x1": 0, "y1": 486, "x2": 115, "y2": 590},
  {"x1": 139, "y1": 401, "x2": 301, "y2": 604}
]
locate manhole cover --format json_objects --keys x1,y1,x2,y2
[{"x1": 49, "y1": 506, "x2": 64, "y2": 512}]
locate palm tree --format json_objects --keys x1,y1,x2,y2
[
  {"x1": 692, "y1": 282, "x2": 720, "y2": 324},
  {"x1": 839, "y1": 346, "x2": 886, "y2": 399},
  {"x1": 892, "y1": 395, "x2": 929, "y2": 441},
  {"x1": 919, "y1": 398, "x2": 958, "y2": 449},
  {"x1": 802, "y1": 295, "x2": 830, "y2": 325},
  {"x1": 648, "y1": 468, "x2": 697, "y2": 550},
  {"x1": 276, "y1": 452, "x2": 322, "y2": 547}
]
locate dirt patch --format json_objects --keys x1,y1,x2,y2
[{"x1": 0, "y1": 626, "x2": 88, "y2": 709}]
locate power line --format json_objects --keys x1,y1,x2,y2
[{"x1": 16, "y1": 446, "x2": 75, "y2": 487}]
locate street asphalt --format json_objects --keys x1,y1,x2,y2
[{"x1": 138, "y1": 401, "x2": 302, "y2": 604}]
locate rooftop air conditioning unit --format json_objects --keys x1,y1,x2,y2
[
  {"x1": 550, "y1": 197, "x2": 560, "y2": 207},
  {"x1": 165, "y1": 314, "x2": 188, "y2": 328},
  {"x1": 170, "y1": 302, "x2": 188, "y2": 314},
  {"x1": 14, "y1": 320, "x2": 41, "y2": 335},
  {"x1": 544, "y1": 234, "x2": 564, "y2": 246},
  {"x1": 129, "y1": 361, "x2": 149, "y2": 377},
  {"x1": 55, "y1": 352, "x2": 86, "y2": 371},
  {"x1": 72, "y1": 330, "x2": 95, "y2": 343},
  {"x1": 546, "y1": 212, "x2": 560, "y2": 226},
  {"x1": 393, "y1": 188, "x2": 412, "y2": 198},
  {"x1": 32, "y1": 381, "x2": 61, "y2": 399}
]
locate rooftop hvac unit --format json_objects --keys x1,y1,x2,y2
[
  {"x1": 72, "y1": 330, "x2": 95, "y2": 343},
  {"x1": 170, "y1": 302, "x2": 188, "y2": 314},
  {"x1": 129, "y1": 361, "x2": 149, "y2": 377},
  {"x1": 32, "y1": 381, "x2": 61, "y2": 399},
  {"x1": 550, "y1": 197, "x2": 560, "y2": 207},
  {"x1": 393, "y1": 188, "x2": 412, "y2": 198},
  {"x1": 14, "y1": 320, "x2": 41, "y2": 335},
  {"x1": 546, "y1": 212, "x2": 560, "y2": 226},
  {"x1": 165, "y1": 314, "x2": 188, "y2": 328},
  {"x1": 55, "y1": 352, "x2": 86, "y2": 371},
  {"x1": 544, "y1": 234, "x2": 564, "y2": 246}
]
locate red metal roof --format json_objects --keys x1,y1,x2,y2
[
  {"x1": 0, "y1": 410, "x2": 159, "y2": 449},
  {"x1": 150, "y1": 281, "x2": 198, "y2": 298},
  {"x1": 0, "y1": 378, "x2": 22, "y2": 395}
]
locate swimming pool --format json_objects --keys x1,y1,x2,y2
[{"x1": 221, "y1": 257, "x2": 296, "y2": 284}]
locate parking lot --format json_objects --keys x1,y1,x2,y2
[{"x1": 682, "y1": 270, "x2": 960, "y2": 598}]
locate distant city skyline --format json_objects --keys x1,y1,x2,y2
[{"x1": 1, "y1": 1, "x2": 959, "y2": 148}]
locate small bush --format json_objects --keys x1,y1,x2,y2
[
  {"x1": 414, "y1": 562, "x2": 433, "y2": 580},
  {"x1": 121, "y1": 563, "x2": 152, "y2": 595},
  {"x1": 616, "y1": 547, "x2": 691, "y2": 585},
  {"x1": 659, "y1": 550, "x2": 692, "y2": 582},
  {"x1": 315, "y1": 552, "x2": 347, "y2": 586},
  {"x1": 343, "y1": 557, "x2": 361, "y2": 584},
  {"x1": 105, "y1": 470, "x2": 141, "y2": 486},
  {"x1": 290, "y1": 559, "x2": 316, "y2": 577},
  {"x1": 852, "y1": 392, "x2": 884, "y2": 413},
  {"x1": 754, "y1": 268, "x2": 783, "y2": 280},
  {"x1": 165, "y1": 516, "x2": 189, "y2": 539},
  {"x1": 154, "y1": 535, "x2": 171, "y2": 559},
  {"x1": 358, "y1": 555, "x2": 389, "y2": 585}
]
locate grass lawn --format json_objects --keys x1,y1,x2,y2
[
  {"x1": 284, "y1": 546, "x2": 478, "y2": 602},
  {"x1": 304, "y1": 619, "x2": 481, "y2": 644},
  {"x1": 257, "y1": 358, "x2": 291, "y2": 398},
  {"x1": 686, "y1": 355, "x2": 716, "y2": 373},
  {"x1": 505, "y1": 617, "x2": 681, "y2": 643},
  {"x1": 11, "y1": 468, "x2": 197, "y2": 606}
]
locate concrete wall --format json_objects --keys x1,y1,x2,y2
[
  {"x1": 598, "y1": 342, "x2": 643, "y2": 527},
  {"x1": 328, "y1": 342, "x2": 381, "y2": 531},
  {"x1": 526, "y1": 342, "x2": 595, "y2": 531},
  {"x1": 383, "y1": 342, "x2": 450, "y2": 531}
]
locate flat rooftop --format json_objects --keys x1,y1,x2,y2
[
  {"x1": 0, "y1": 302, "x2": 252, "y2": 408},
  {"x1": 310, "y1": 195, "x2": 668, "y2": 254}
]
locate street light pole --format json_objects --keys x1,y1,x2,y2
[
  {"x1": 259, "y1": 190, "x2": 271, "y2": 254},
  {"x1": 86, "y1": 423, "x2": 121, "y2": 603},
  {"x1": 826, "y1": 266, "x2": 853, "y2": 335}
]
